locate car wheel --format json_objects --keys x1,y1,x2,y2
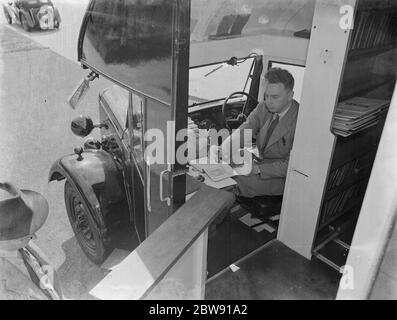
[
  {"x1": 64, "y1": 181, "x2": 110, "y2": 264},
  {"x1": 54, "y1": 20, "x2": 60, "y2": 29},
  {"x1": 20, "y1": 14, "x2": 31, "y2": 32}
]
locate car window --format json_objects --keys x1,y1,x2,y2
[
  {"x1": 80, "y1": 0, "x2": 174, "y2": 104},
  {"x1": 130, "y1": 93, "x2": 144, "y2": 172}
]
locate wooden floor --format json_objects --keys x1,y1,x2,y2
[{"x1": 205, "y1": 240, "x2": 341, "y2": 300}]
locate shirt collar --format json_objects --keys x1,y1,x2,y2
[{"x1": 274, "y1": 101, "x2": 292, "y2": 119}]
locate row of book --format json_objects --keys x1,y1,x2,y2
[
  {"x1": 320, "y1": 183, "x2": 366, "y2": 226},
  {"x1": 326, "y1": 152, "x2": 374, "y2": 191},
  {"x1": 332, "y1": 96, "x2": 389, "y2": 137},
  {"x1": 327, "y1": 159, "x2": 357, "y2": 192},
  {"x1": 350, "y1": 9, "x2": 397, "y2": 51},
  {"x1": 358, "y1": 0, "x2": 397, "y2": 11}
]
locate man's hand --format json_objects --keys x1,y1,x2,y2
[
  {"x1": 251, "y1": 162, "x2": 261, "y2": 175},
  {"x1": 232, "y1": 158, "x2": 260, "y2": 176},
  {"x1": 234, "y1": 162, "x2": 250, "y2": 176}
]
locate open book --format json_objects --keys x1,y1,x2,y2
[{"x1": 189, "y1": 159, "x2": 235, "y2": 182}]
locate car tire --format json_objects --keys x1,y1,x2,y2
[
  {"x1": 54, "y1": 20, "x2": 60, "y2": 29},
  {"x1": 64, "y1": 180, "x2": 110, "y2": 264},
  {"x1": 20, "y1": 14, "x2": 31, "y2": 32}
]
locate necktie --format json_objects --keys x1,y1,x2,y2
[{"x1": 263, "y1": 113, "x2": 279, "y2": 149}]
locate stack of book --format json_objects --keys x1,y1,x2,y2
[{"x1": 332, "y1": 97, "x2": 389, "y2": 137}]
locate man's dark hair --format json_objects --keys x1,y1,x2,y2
[{"x1": 264, "y1": 67, "x2": 294, "y2": 91}]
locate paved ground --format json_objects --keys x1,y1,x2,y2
[
  {"x1": 0, "y1": 0, "x2": 89, "y2": 62},
  {"x1": 0, "y1": 3, "x2": 115, "y2": 298}
]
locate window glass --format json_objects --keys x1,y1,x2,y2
[
  {"x1": 81, "y1": 0, "x2": 174, "y2": 104},
  {"x1": 191, "y1": 0, "x2": 315, "y2": 42},
  {"x1": 189, "y1": 56, "x2": 254, "y2": 106},
  {"x1": 130, "y1": 93, "x2": 144, "y2": 173},
  {"x1": 101, "y1": 85, "x2": 129, "y2": 131}
]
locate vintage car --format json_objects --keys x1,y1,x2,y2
[{"x1": 2, "y1": 0, "x2": 61, "y2": 31}]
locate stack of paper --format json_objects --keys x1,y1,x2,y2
[{"x1": 333, "y1": 97, "x2": 389, "y2": 137}]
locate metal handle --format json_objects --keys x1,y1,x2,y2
[
  {"x1": 160, "y1": 169, "x2": 171, "y2": 206},
  {"x1": 146, "y1": 161, "x2": 151, "y2": 212}
]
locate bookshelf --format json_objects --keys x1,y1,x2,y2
[
  {"x1": 312, "y1": 0, "x2": 396, "y2": 270},
  {"x1": 340, "y1": 75, "x2": 394, "y2": 101},
  {"x1": 348, "y1": 45, "x2": 394, "y2": 59}
]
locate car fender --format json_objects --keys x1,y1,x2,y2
[{"x1": 49, "y1": 149, "x2": 126, "y2": 232}]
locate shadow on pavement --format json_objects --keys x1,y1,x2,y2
[
  {"x1": 8, "y1": 23, "x2": 61, "y2": 36},
  {"x1": 57, "y1": 237, "x2": 106, "y2": 300}
]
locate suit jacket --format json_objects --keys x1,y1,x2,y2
[
  {"x1": 0, "y1": 253, "x2": 48, "y2": 300},
  {"x1": 234, "y1": 100, "x2": 299, "y2": 197}
]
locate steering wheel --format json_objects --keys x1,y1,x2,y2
[{"x1": 222, "y1": 91, "x2": 258, "y2": 130}]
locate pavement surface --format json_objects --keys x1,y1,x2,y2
[
  {"x1": 0, "y1": 0, "x2": 89, "y2": 62},
  {"x1": 0, "y1": 1, "x2": 117, "y2": 299}
]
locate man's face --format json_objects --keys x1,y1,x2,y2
[{"x1": 263, "y1": 81, "x2": 293, "y2": 114}]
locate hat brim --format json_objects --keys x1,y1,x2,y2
[{"x1": 20, "y1": 189, "x2": 49, "y2": 235}]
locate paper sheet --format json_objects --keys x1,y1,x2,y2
[
  {"x1": 239, "y1": 213, "x2": 263, "y2": 227},
  {"x1": 188, "y1": 167, "x2": 237, "y2": 189},
  {"x1": 253, "y1": 223, "x2": 276, "y2": 233},
  {"x1": 239, "y1": 213, "x2": 276, "y2": 233}
]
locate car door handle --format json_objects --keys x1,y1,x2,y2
[
  {"x1": 146, "y1": 160, "x2": 151, "y2": 212},
  {"x1": 160, "y1": 168, "x2": 171, "y2": 206}
]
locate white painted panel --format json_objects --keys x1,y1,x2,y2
[
  {"x1": 278, "y1": 0, "x2": 356, "y2": 258},
  {"x1": 90, "y1": 231, "x2": 208, "y2": 300},
  {"x1": 145, "y1": 231, "x2": 208, "y2": 300}
]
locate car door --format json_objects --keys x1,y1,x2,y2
[{"x1": 78, "y1": 0, "x2": 191, "y2": 240}]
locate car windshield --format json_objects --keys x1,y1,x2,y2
[{"x1": 188, "y1": 56, "x2": 255, "y2": 106}]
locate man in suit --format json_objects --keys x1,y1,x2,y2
[
  {"x1": 0, "y1": 182, "x2": 61, "y2": 300},
  {"x1": 222, "y1": 67, "x2": 299, "y2": 198}
]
